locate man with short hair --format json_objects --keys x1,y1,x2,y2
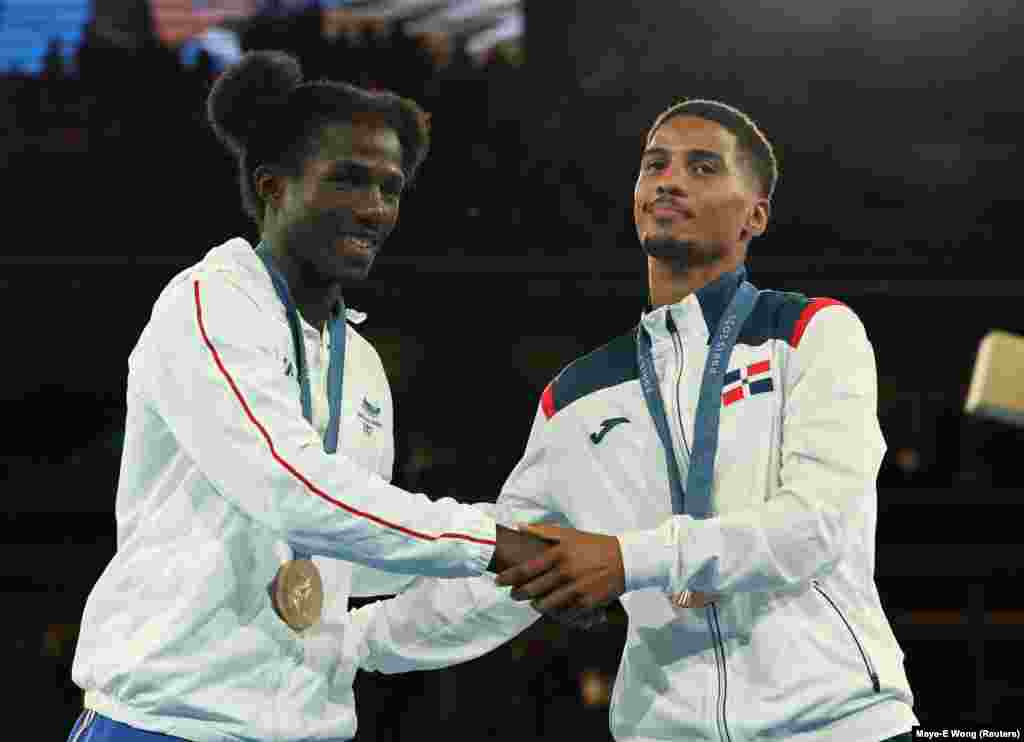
[{"x1": 351, "y1": 99, "x2": 918, "y2": 742}]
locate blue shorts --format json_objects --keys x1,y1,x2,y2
[{"x1": 66, "y1": 710, "x2": 192, "y2": 741}]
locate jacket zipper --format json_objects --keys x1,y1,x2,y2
[
  {"x1": 665, "y1": 314, "x2": 692, "y2": 463},
  {"x1": 670, "y1": 312, "x2": 733, "y2": 742},
  {"x1": 708, "y1": 604, "x2": 734, "y2": 742},
  {"x1": 812, "y1": 580, "x2": 881, "y2": 693}
]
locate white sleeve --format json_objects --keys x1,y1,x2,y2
[
  {"x1": 349, "y1": 574, "x2": 541, "y2": 675},
  {"x1": 351, "y1": 403, "x2": 566, "y2": 674},
  {"x1": 136, "y1": 273, "x2": 496, "y2": 577},
  {"x1": 347, "y1": 371, "x2": 420, "y2": 598},
  {"x1": 619, "y1": 304, "x2": 885, "y2": 594},
  {"x1": 349, "y1": 566, "x2": 418, "y2": 598}
]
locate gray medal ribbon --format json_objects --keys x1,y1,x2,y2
[
  {"x1": 256, "y1": 242, "x2": 347, "y2": 559},
  {"x1": 636, "y1": 327, "x2": 687, "y2": 514},
  {"x1": 636, "y1": 280, "x2": 759, "y2": 518}
]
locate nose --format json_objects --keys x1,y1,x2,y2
[{"x1": 656, "y1": 182, "x2": 686, "y2": 198}]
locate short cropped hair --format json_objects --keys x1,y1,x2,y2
[{"x1": 645, "y1": 99, "x2": 777, "y2": 199}]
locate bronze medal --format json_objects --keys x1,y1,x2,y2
[
  {"x1": 272, "y1": 558, "x2": 324, "y2": 631},
  {"x1": 672, "y1": 590, "x2": 717, "y2": 609}
]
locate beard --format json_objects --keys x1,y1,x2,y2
[{"x1": 641, "y1": 236, "x2": 727, "y2": 271}]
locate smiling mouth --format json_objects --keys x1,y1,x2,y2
[
  {"x1": 339, "y1": 234, "x2": 377, "y2": 254},
  {"x1": 649, "y1": 202, "x2": 694, "y2": 219}
]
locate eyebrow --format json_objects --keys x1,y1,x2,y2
[
  {"x1": 327, "y1": 160, "x2": 406, "y2": 187},
  {"x1": 641, "y1": 147, "x2": 726, "y2": 166}
]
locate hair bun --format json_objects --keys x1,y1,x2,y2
[{"x1": 207, "y1": 50, "x2": 303, "y2": 153}]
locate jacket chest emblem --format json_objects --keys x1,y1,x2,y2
[
  {"x1": 590, "y1": 417, "x2": 630, "y2": 444},
  {"x1": 722, "y1": 359, "x2": 774, "y2": 407},
  {"x1": 357, "y1": 397, "x2": 383, "y2": 435}
]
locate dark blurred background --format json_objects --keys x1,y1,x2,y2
[{"x1": 3, "y1": 0, "x2": 1023, "y2": 738}]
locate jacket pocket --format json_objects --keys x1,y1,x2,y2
[{"x1": 811, "y1": 580, "x2": 881, "y2": 693}]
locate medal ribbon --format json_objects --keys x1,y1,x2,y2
[
  {"x1": 256, "y1": 242, "x2": 346, "y2": 560},
  {"x1": 636, "y1": 277, "x2": 758, "y2": 518}
]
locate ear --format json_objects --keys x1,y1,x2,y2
[
  {"x1": 254, "y1": 165, "x2": 287, "y2": 212},
  {"x1": 747, "y1": 197, "x2": 770, "y2": 238}
]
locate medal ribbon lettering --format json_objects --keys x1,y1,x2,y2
[{"x1": 636, "y1": 272, "x2": 758, "y2": 608}]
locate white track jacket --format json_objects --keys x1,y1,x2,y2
[
  {"x1": 71, "y1": 238, "x2": 497, "y2": 741},
  {"x1": 351, "y1": 267, "x2": 919, "y2": 742}
]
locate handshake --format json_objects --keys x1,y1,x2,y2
[
  {"x1": 487, "y1": 523, "x2": 625, "y2": 629},
  {"x1": 487, "y1": 523, "x2": 717, "y2": 628}
]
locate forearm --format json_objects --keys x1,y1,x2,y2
[
  {"x1": 149, "y1": 277, "x2": 497, "y2": 577},
  {"x1": 619, "y1": 485, "x2": 870, "y2": 596},
  {"x1": 352, "y1": 575, "x2": 541, "y2": 675}
]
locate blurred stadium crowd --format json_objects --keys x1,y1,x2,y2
[{"x1": 3, "y1": 1, "x2": 1024, "y2": 738}]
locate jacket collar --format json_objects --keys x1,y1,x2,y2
[{"x1": 640, "y1": 264, "x2": 748, "y2": 345}]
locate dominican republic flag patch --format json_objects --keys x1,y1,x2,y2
[{"x1": 722, "y1": 359, "x2": 773, "y2": 407}]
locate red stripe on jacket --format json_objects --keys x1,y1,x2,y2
[
  {"x1": 791, "y1": 298, "x2": 845, "y2": 348},
  {"x1": 541, "y1": 383, "x2": 556, "y2": 420},
  {"x1": 193, "y1": 281, "x2": 495, "y2": 547}
]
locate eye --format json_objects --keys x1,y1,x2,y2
[
  {"x1": 692, "y1": 161, "x2": 717, "y2": 175},
  {"x1": 331, "y1": 174, "x2": 358, "y2": 189},
  {"x1": 643, "y1": 160, "x2": 666, "y2": 173}
]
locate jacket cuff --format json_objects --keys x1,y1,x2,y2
[
  {"x1": 617, "y1": 522, "x2": 675, "y2": 593},
  {"x1": 444, "y1": 503, "x2": 499, "y2": 575},
  {"x1": 469, "y1": 509, "x2": 499, "y2": 574}
]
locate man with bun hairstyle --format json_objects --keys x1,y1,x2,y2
[
  {"x1": 345, "y1": 99, "x2": 918, "y2": 742},
  {"x1": 66, "y1": 51, "x2": 552, "y2": 742}
]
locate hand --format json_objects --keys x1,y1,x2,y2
[
  {"x1": 495, "y1": 523, "x2": 626, "y2": 618},
  {"x1": 487, "y1": 524, "x2": 558, "y2": 574}
]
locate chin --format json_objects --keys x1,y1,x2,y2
[
  {"x1": 320, "y1": 248, "x2": 373, "y2": 281},
  {"x1": 642, "y1": 236, "x2": 725, "y2": 269},
  {"x1": 338, "y1": 256, "x2": 375, "y2": 282},
  {"x1": 642, "y1": 236, "x2": 696, "y2": 259}
]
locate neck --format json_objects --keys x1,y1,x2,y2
[
  {"x1": 265, "y1": 239, "x2": 342, "y2": 330},
  {"x1": 647, "y1": 252, "x2": 744, "y2": 309}
]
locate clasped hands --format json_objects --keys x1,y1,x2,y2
[{"x1": 489, "y1": 523, "x2": 718, "y2": 628}]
